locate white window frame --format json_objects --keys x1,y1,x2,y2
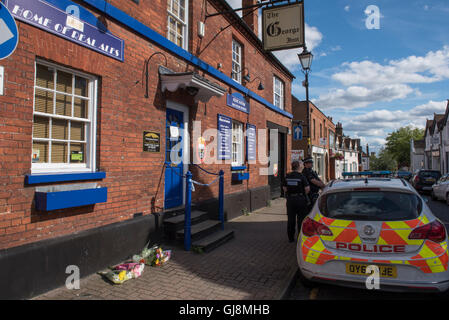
[
  {"x1": 273, "y1": 76, "x2": 284, "y2": 110},
  {"x1": 232, "y1": 120, "x2": 244, "y2": 166},
  {"x1": 232, "y1": 40, "x2": 242, "y2": 84},
  {"x1": 167, "y1": 0, "x2": 189, "y2": 50},
  {"x1": 32, "y1": 59, "x2": 97, "y2": 174}
]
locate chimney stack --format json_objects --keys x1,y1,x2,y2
[
  {"x1": 336, "y1": 122, "x2": 343, "y2": 137},
  {"x1": 242, "y1": 0, "x2": 259, "y2": 36}
]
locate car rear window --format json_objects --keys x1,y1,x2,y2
[
  {"x1": 419, "y1": 171, "x2": 440, "y2": 178},
  {"x1": 319, "y1": 191, "x2": 422, "y2": 221}
]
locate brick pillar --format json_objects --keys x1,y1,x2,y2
[{"x1": 242, "y1": 0, "x2": 258, "y2": 36}]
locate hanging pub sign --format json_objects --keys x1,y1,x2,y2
[
  {"x1": 262, "y1": 2, "x2": 305, "y2": 51},
  {"x1": 5, "y1": 0, "x2": 125, "y2": 61},
  {"x1": 217, "y1": 114, "x2": 232, "y2": 160},
  {"x1": 246, "y1": 123, "x2": 256, "y2": 162},
  {"x1": 227, "y1": 92, "x2": 250, "y2": 114},
  {"x1": 143, "y1": 131, "x2": 160, "y2": 153}
]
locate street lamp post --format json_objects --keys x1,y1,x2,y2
[{"x1": 298, "y1": 48, "x2": 313, "y2": 158}]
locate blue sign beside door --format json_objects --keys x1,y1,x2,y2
[
  {"x1": 0, "y1": 1, "x2": 18, "y2": 60},
  {"x1": 165, "y1": 108, "x2": 184, "y2": 209},
  {"x1": 246, "y1": 123, "x2": 256, "y2": 161},
  {"x1": 217, "y1": 114, "x2": 232, "y2": 160}
]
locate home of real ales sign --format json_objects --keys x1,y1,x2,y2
[{"x1": 5, "y1": 0, "x2": 125, "y2": 61}]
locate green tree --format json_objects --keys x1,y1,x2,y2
[
  {"x1": 370, "y1": 148, "x2": 398, "y2": 171},
  {"x1": 385, "y1": 126, "x2": 424, "y2": 169}
]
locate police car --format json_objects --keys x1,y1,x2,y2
[{"x1": 296, "y1": 177, "x2": 449, "y2": 292}]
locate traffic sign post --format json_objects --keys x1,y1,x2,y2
[
  {"x1": 293, "y1": 125, "x2": 303, "y2": 141},
  {"x1": 0, "y1": 1, "x2": 18, "y2": 60}
]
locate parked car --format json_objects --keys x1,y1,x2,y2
[
  {"x1": 395, "y1": 171, "x2": 413, "y2": 181},
  {"x1": 297, "y1": 177, "x2": 449, "y2": 292},
  {"x1": 411, "y1": 170, "x2": 442, "y2": 193},
  {"x1": 431, "y1": 174, "x2": 449, "y2": 205}
]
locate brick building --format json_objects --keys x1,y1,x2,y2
[
  {"x1": 291, "y1": 97, "x2": 335, "y2": 182},
  {"x1": 0, "y1": 0, "x2": 294, "y2": 298}
]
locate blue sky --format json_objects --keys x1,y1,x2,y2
[{"x1": 227, "y1": 0, "x2": 449, "y2": 153}]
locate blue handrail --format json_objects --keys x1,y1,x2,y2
[
  {"x1": 192, "y1": 163, "x2": 220, "y2": 176},
  {"x1": 183, "y1": 167, "x2": 225, "y2": 251}
]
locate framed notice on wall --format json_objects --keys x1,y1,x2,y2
[
  {"x1": 217, "y1": 114, "x2": 232, "y2": 160},
  {"x1": 143, "y1": 131, "x2": 160, "y2": 152},
  {"x1": 246, "y1": 123, "x2": 256, "y2": 162}
]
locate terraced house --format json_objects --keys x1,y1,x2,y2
[
  {"x1": 0, "y1": 0, "x2": 295, "y2": 299},
  {"x1": 423, "y1": 102, "x2": 449, "y2": 174}
]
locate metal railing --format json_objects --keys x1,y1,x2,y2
[{"x1": 169, "y1": 164, "x2": 224, "y2": 251}]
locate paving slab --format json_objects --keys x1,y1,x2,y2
[{"x1": 33, "y1": 198, "x2": 298, "y2": 300}]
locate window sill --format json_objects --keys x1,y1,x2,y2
[
  {"x1": 25, "y1": 172, "x2": 106, "y2": 185},
  {"x1": 35, "y1": 187, "x2": 108, "y2": 211}
]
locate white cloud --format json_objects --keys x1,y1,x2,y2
[
  {"x1": 314, "y1": 84, "x2": 413, "y2": 110},
  {"x1": 338, "y1": 100, "x2": 447, "y2": 148},
  {"x1": 331, "y1": 45, "x2": 342, "y2": 52},
  {"x1": 332, "y1": 46, "x2": 449, "y2": 87},
  {"x1": 315, "y1": 46, "x2": 449, "y2": 110},
  {"x1": 344, "y1": 5, "x2": 350, "y2": 12}
]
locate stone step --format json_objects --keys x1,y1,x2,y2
[
  {"x1": 176, "y1": 219, "x2": 221, "y2": 241},
  {"x1": 192, "y1": 229, "x2": 234, "y2": 253},
  {"x1": 163, "y1": 210, "x2": 209, "y2": 231}
]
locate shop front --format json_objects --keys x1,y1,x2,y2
[{"x1": 0, "y1": 0, "x2": 294, "y2": 299}]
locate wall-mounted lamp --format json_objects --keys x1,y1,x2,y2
[
  {"x1": 145, "y1": 52, "x2": 168, "y2": 98},
  {"x1": 247, "y1": 75, "x2": 264, "y2": 91},
  {"x1": 231, "y1": 66, "x2": 250, "y2": 83}
]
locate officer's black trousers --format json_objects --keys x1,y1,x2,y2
[{"x1": 286, "y1": 195, "x2": 308, "y2": 242}]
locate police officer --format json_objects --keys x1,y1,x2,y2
[
  {"x1": 283, "y1": 161, "x2": 310, "y2": 243},
  {"x1": 302, "y1": 157, "x2": 326, "y2": 209}
]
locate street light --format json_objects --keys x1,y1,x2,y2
[{"x1": 298, "y1": 47, "x2": 313, "y2": 157}]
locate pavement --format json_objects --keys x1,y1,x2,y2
[{"x1": 33, "y1": 198, "x2": 299, "y2": 300}]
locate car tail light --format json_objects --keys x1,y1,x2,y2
[
  {"x1": 408, "y1": 220, "x2": 447, "y2": 243},
  {"x1": 414, "y1": 176, "x2": 420, "y2": 183},
  {"x1": 302, "y1": 217, "x2": 333, "y2": 237}
]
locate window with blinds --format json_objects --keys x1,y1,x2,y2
[{"x1": 32, "y1": 61, "x2": 96, "y2": 172}]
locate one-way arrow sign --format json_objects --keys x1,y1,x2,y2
[
  {"x1": 293, "y1": 125, "x2": 303, "y2": 140},
  {"x1": 0, "y1": 1, "x2": 18, "y2": 60}
]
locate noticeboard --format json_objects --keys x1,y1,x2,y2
[
  {"x1": 143, "y1": 131, "x2": 160, "y2": 153},
  {"x1": 217, "y1": 114, "x2": 232, "y2": 160}
]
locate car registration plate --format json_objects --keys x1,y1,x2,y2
[{"x1": 346, "y1": 263, "x2": 397, "y2": 278}]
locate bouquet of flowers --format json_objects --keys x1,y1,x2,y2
[{"x1": 132, "y1": 245, "x2": 171, "y2": 267}]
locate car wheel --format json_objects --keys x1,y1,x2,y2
[
  {"x1": 431, "y1": 191, "x2": 437, "y2": 201},
  {"x1": 298, "y1": 268, "x2": 316, "y2": 289}
]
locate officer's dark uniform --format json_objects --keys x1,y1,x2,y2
[
  {"x1": 302, "y1": 159, "x2": 322, "y2": 208},
  {"x1": 283, "y1": 171, "x2": 309, "y2": 242}
]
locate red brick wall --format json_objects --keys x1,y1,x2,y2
[{"x1": 0, "y1": 0, "x2": 292, "y2": 250}]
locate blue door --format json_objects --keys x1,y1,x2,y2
[{"x1": 165, "y1": 108, "x2": 184, "y2": 209}]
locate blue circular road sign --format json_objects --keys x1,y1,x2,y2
[{"x1": 0, "y1": 1, "x2": 18, "y2": 60}]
